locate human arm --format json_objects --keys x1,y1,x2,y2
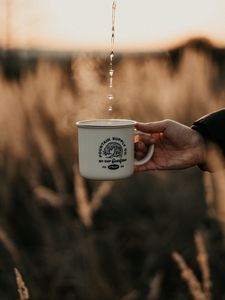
[
  {"x1": 191, "y1": 109, "x2": 225, "y2": 159},
  {"x1": 134, "y1": 119, "x2": 206, "y2": 171},
  {"x1": 135, "y1": 109, "x2": 225, "y2": 171}
]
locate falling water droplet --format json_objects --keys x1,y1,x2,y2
[
  {"x1": 109, "y1": 69, "x2": 114, "y2": 77},
  {"x1": 106, "y1": 1, "x2": 117, "y2": 114},
  {"x1": 110, "y1": 51, "x2": 114, "y2": 61},
  {"x1": 107, "y1": 94, "x2": 114, "y2": 100},
  {"x1": 109, "y1": 78, "x2": 113, "y2": 88}
]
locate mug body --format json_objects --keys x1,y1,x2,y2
[{"x1": 76, "y1": 120, "x2": 136, "y2": 180}]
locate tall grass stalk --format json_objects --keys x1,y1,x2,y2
[
  {"x1": 0, "y1": 46, "x2": 224, "y2": 298},
  {"x1": 14, "y1": 268, "x2": 29, "y2": 300},
  {"x1": 172, "y1": 231, "x2": 212, "y2": 300},
  {"x1": 204, "y1": 146, "x2": 225, "y2": 232},
  {"x1": 74, "y1": 166, "x2": 113, "y2": 227}
]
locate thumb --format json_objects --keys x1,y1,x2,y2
[{"x1": 135, "y1": 120, "x2": 169, "y2": 133}]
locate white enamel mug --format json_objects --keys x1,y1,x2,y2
[{"x1": 76, "y1": 119, "x2": 154, "y2": 180}]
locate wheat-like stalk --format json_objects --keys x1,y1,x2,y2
[
  {"x1": 74, "y1": 166, "x2": 113, "y2": 227},
  {"x1": 74, "y1": 166, "x2": 92, "y2": 227},
  {"x1": 90, "y1": 181, "x2": 113, "y2": 213},
  {"x1": 172, "y1": 252, "x2": 206, "y2": 300},
  {"x1": 172, "y1": 231, "x2": 212, "y2": 300},
  {"x1": 0, "y1": 228, "x2": 19, "y2": 263},
  {"x1": 148, "y1": 272, "x2": 162, "y2": 300},
  {"x1": 195, "y1": 231, "x2": 212, "y2": 300},
  {"x1": 209, "y1": 148, "x2": 225, "y2": 225},
  {"x1": 120, "y1": 290, "x2": 139, "y2": 300},
  {"x1": 203, "y1": 172, "x2": 215, "y2": 218},
  {"x1": 203, "y1": 146, "x2": 225, "y2": 234},
  {"x1": 14, "y1": 268, "x2": 29, "y2": 300},
  {"x1": 33, "y1": 185, "x2": 64, "y2": 207}
]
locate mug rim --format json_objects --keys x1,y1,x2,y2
[{"x1": 76, "y1": 119, "x2": 136, "y2": 129}]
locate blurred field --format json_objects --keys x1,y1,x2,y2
[{"x1": 0, "y1": 41, "x2": 225, "y2": 300}]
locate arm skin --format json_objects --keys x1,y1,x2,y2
[
  {"x1": 134, "y1": 119, "x2": 206, "y2": 171},
  {"x1": 135, "y1": 109, "x2": 225, "y2": 172}
]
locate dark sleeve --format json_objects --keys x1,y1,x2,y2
[{"x1": 191, "y1": 108, "x2": 225, "y2": 161}]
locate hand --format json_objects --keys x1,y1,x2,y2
[{"x1": 135, "y1": 119, "x2": 206, "y2": 171}]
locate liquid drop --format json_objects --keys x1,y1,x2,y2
[
  {"x1": 106, "y1": 1, "x2": 117, "y2": 113},
  {"x1": 107, "y1": 94, "x2": 114, "y2": 100}
]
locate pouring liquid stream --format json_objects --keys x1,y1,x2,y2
[{"x1": 107, "y1": 0, "x2": 116, "y2": 113}]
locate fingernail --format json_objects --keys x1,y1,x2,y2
[{"x1": 134, "y1": 135, "x2": 140, "y2": 143}]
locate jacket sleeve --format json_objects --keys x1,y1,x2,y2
[{"x1": 191, "y1": 109, "x2": 225, "y2": 169}]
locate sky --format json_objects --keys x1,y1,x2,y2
[{"x1": 0, "y1": 0, "x2": 225, "y2": 52}]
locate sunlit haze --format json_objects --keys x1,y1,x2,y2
[{"x1": 1, "y1": 0, "x2": 225, "y2": 52}]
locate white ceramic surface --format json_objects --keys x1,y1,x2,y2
[{"x1": 76, "y1": 119, "x2": 154, "y2": 180}]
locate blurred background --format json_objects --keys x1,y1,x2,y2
[{"x1": 0, "y1": 0, "x2": 225, "y2": 299}]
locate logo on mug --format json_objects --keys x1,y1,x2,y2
[{"x1": 98, "y1": 137, "x2": 127, "y2": 170}]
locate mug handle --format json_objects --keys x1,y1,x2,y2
[{"x1": 134, "y1": 130, "x2": 154, "y2": 166}]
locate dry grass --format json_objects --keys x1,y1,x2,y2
[
  {"x1": 14, "y1": 268, "x2": 29, "y2": 300},
  {"x1": 172, "y1": 252, "x2": 206, "y2": 300},
  {"x1": 0, "y1": 46, "x2": 224, "y2": 299},
  {"x1": 120, "y1": 290, "x2": 139, "y2": 300},
  {"x1": 172, "y1": 231, "x2": 212, "y2": 300},
  {"x1": 203, "y1": 146, "x2": 225, "y2": 233},
  {"x1": 195, "y1": 232, "x2": 212, "y2": 299},
  {"x1": 0, "y1": 49, "x2": 224, "y2": 164},
  {"x1": 33, "y1": 185, "x2": 64, "y2": 207},
  {"x1": 74, "y1": 166, "x2": 113, "y2": 227},
  {"x1": 0, "y1": 227, "x2": 19, "y2": 263},
  {"x1": 148, "y1": 272, "x2": 162, "y2": 300}
]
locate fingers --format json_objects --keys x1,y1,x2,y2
[
  {"x1": 135, "y1": 152, "x2": 146, "y2": 160},
  {"x1": 135, "y1": 135, "x2": 156, "y2": 147},
  {"x1": 134, "y1": 137, "x2": 154, "y2": 157},
  {"x1": 135, "y1": 123, "x2": 165, "y2": 168},
  {"x1": 134, "y1": 165, "x2": 148, "y2": 171},
  {"x1": 135, "y1": 120, "x2": 170, "y2": 133},
  {"x1": 135, "y1": 140, "x2": 147, "y2": 151},
  {"x1": 140, "y1": 134, "x2": 158, "y2": 145},
  {"x1": 135, "y1": 141, "x2": 147, "y2": 161},
  {"x1": 134, "y1": 161, "x2": 156, "y2": 171},
  {"x1": 134, "y1": 135, "x2": 157, "y2": 161}
]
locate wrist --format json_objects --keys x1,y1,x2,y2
[{"x1": 192, "y1": 129, "x2": 208, "y2": 170}]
